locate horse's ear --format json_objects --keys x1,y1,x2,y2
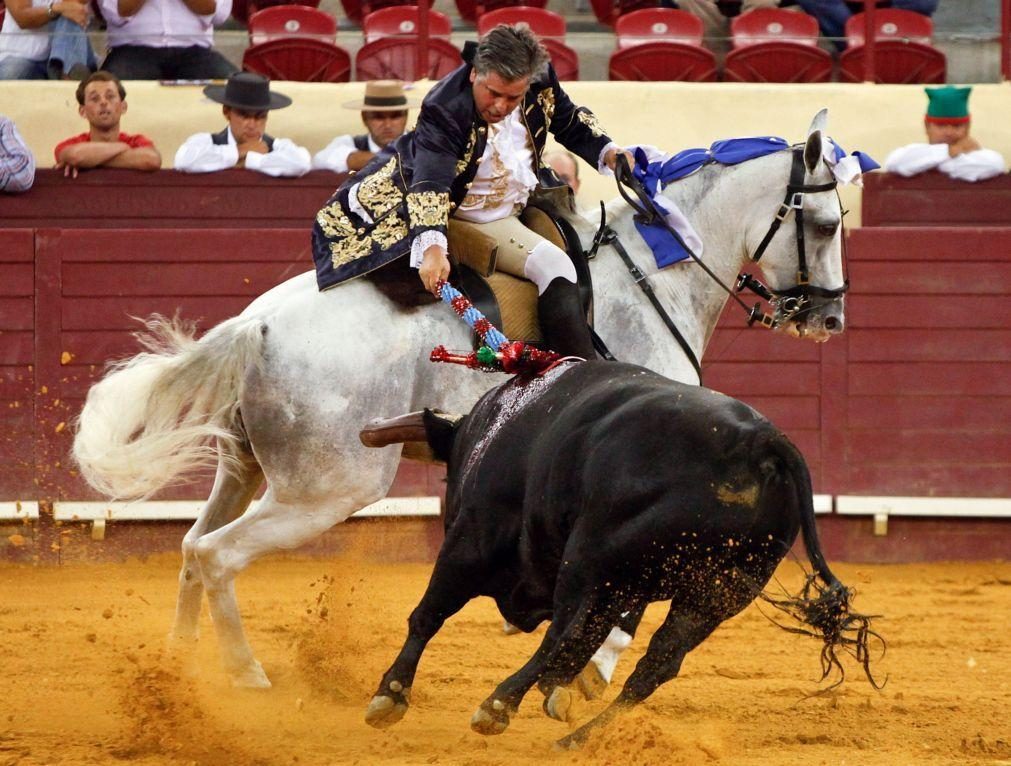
[
  {"x1": 804, "y1": 129, "x2": 823, "y2": 174},
  {"x1": 807, "y1": 108, "x2": 828, "y2": 138}
]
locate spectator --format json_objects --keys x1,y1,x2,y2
[
  {"x1": 313, "y1": 80, "x2": 414, "y2": 175},
  {"x1": 175, "y1": 72, "x2": 311, "y2": 177},
  {"x1": 96, "y1": 0, "x2": 237, "y2": 80},
  {"x1": 544, "y1": 149, "x2": 580, "y2": 195},
  {"x1": 666, "y1": 0, "x2": 787, "y2": 45},
  {"x1": 54, "y1": 71, "x2": 161, "y2": 178},
  {"x1": 0, "y1": 0, "x2": 96, "y2": 80},
  {"x1": 0, "y1": 115, "x2": 35, "y2": 192},
  {"x1": 884, "y1": 86, "x2": 1005, "y2": 183},
  {"x1": 796, "y1": 0, "x2": 938, "y2": 47}
]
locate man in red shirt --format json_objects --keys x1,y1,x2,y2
[{"x1": 54, "y1": 71, "x2": 161, "y2": 178}]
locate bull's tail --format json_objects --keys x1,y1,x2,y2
[
  {"x1": 73, "y1": 314, "x2": 265, "y2": 500},
  {"x1": 761, "y1": 436, "x2": 885, "y2": 690}
]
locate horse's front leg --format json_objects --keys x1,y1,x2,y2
[
  {"x1": 366, "y1": 538, "x2": 485, "y2": 729},
  {"x1": 170, "y1": 448, "x2": 263, "y2": 646}
]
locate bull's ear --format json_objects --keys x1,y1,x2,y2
[{"x1": 423, "y1": 409, "x2": 464, "y2": 463}]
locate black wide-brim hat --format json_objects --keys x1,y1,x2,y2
[{"x1": 203, "y1": 72, "x2": 292, "y2": 111}]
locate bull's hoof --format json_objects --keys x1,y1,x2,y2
[
  {"x1": 554, "y1": 730, "x2": 587, "y2": 751},
  {"x1": 470, "y1": 698, "x2": 512, "y2": 735},
  {"x1": 229, "y1": 659, "x2": 272, "y2": 689},
  {"x1": 574, "y1": 662, "x2": 608, "y2": 701},
  {"x1": 542, "y1": 686, "x2": 578, "y2": 723},
  {"x1": 365, "y1": 682, "x2": 411, "y2": 729}
]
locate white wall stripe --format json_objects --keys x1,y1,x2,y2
[
  {"x1": 836, "y1": 496, "x2": 1011, "y2": 518},
  {"x1": 0, "y1": 501, "x2": 39, "y2": 520}
]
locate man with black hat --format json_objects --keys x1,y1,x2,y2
[
  {"x1": 175, "y1": 72, "x2": 310, "y2": 177},
  {"x1": 884, "y1": 85, "x2": 1005, "y2": 183},
  {"x1": 313, "y1": 80, "x2": 413, "y2": 174}
]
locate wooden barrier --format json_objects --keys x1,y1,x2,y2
[{"x1": 861, "y1": 171, "x2": 1011, "y2": 227}]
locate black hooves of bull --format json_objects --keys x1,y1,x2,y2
[
  {"x1": 469, "y1": 697, "x2": 516, "y2": 735},
  {"x1": 364, "y1": 684, "x2": 412, "y2": 729}
]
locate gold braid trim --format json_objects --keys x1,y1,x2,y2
[
  {"x1": 455, "y1": 126, "x2": 477, "y2": 175},
  {"x1": 576, "y1": 108, "x2": 607, "y2": 139},
  {"x1": 356, "y1": 158, "x2": 402, "y2": 220},
  {"x1": 537, "y1": 88, "x2": 556, "y2": 125},
  {"x1": 407, "y1": 190, "x2": 450, "y2": 229}
]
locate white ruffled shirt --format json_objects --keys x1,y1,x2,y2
[
  {"x1": 884, "y1": 142, "x2": 1006, "y2": 183},
  {"x1": 312, "y1": 133, "x2": 383, "y2": 174},
  {"x1": 174, "y1": 126, "x2": 311, "y2": 177}
]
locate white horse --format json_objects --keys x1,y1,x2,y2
[{"x1": 73, "y1": 112, "x2": 848, "y2": 690}]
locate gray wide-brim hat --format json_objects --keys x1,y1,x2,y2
[{"x1": 203, "y1": 72, "x2": 292, "y2": 111}]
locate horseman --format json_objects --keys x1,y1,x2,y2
[{"x1": 311, "y1": 24, "x2": 632, "y2": 359}]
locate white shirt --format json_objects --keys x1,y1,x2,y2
[
  {"x1": 98, "y1": 0, "x2": 231, "y2": 49},
  {"x1": 884, "y1": 142, "x2": 1006, "y2": 183},
  {"x1": 0, "y1": 0, "x2": 53, "y2": 62},
  {"x1": 174, "y1": 126, "x2": 311, "y2": 177},
  {"x1": 312, "y1": 133, "x2": 381, "y2": 174}
]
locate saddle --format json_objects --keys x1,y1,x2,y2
[{"x1": 449, "y1": 204, "x2": 594, "y2": 346}]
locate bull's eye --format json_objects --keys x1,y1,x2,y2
[{"x1": 816, "y1": 222, "x2": 839, "y2": 237}]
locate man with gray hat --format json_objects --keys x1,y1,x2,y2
[
  {"x1": 313, "y1": 80, "x2": 413, "y2": 174},
  {"x1": 175, "y1": 72, "x2": 310, "y2": 177}
]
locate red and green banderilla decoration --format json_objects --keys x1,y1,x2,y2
[{"x1": 430, "y1": 279, "x2": 561, "y2": 374}]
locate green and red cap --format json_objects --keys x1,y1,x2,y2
[{"x1": 924, "y1": 85, "x2": 971, "y2": 125}]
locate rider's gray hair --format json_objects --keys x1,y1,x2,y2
[{"x1": 473, "y1": 24, "x2": 548, "y2": 82}]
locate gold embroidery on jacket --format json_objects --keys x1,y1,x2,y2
[
  {"x1": 576, "y1": 108, "x2": 606, "y2": 138},
  {"x1": 407, "y1": 191, "x2": 450, "y2": 229},
  {"x1": 357, "y1": 158, "x2": 402, "y2": 219},
  {"x1": 371, "y1": 214, "x2": 408, "y2": 249},
  {"x1": 537, "y1": 88, "x2": 556, "y2": 125},
  {"x1": 455, "y1": 126, "x2": 477, "y2": 175}
]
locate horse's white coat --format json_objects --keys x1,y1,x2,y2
[{"x1": 74, "y1": 116, "x2": 846, "y2": 687}]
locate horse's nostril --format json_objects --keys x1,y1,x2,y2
[{"x1": 824, "y1": 316, "x2": 839, "y2": 331}]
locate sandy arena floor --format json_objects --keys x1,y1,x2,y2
[{"x1": 1, "y1": 545, "x2": 1008, "y2": 766}]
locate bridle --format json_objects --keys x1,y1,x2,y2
[{"x1": 587, "y1": 146, "x2": 848, "y2": 380}]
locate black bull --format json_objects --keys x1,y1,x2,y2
[{"x1": 362, "y1": 361, "x2": 879, "y2": 747}]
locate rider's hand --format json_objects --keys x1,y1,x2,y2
[
  {"x1": 604, "y1": 148, "x2": 635, "y2": 172},
  {"x1": 419, "y1": 245, "x2": 451, "y2": 294}
]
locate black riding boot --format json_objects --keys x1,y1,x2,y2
[{"x1": 537, "y1": 278, "x2": 596, "y2": 360}]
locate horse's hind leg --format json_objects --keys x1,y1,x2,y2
[
  {"x1": 192, "y1": 488, "x2": 365, "y2": 689},
  {"x1": 557, "y1": 605, "x2": 721, "y2": 750},
  {"x1": 169, "y1": 448, "x2": 263, "y2": 644}
]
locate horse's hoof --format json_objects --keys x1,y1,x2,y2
[
  {"x1": 543, "y1": 686, "x2": 577, "y2": 723},
  {"x1": 574, "y1": 662, "x2": 608, "y2": 701},
  {"x1": 229, "y1": 659, "x2": 272, "y2": 689},
  {"x1": 502, "y1": 620, "x2": 521, "y2": 635},
  {"x1": 470, "y1": 698, "x2": 511, "y2": 735},
  {"x1": 365, "y1": 689, "x2": 410, "y2": 729}
]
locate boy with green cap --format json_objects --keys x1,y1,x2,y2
[{"x1": 884, "y1": 86, "x2": 1005, "y2": 183}]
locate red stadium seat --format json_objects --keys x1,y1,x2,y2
[
  {"x1": 723, "y1": 42, "x2": 832, "y2": 82},
  {"x1": 541, "y1": 38, "x2": 579, "y2": 80},
  {"x1": 339, "y1": 0, "x2": 432, "y2": 27},
  {"x1": 362, "y1": 6, "x2": 452, "y2": 43},
  {"x1": 608, "y1": 41, "x2": 717, "y2": 81},
  {"x1": 730, "y1": 7, "x2": 820, "y2": 47},
  {"x1": 233, "y1": 0, "x2": 320, "y2": 26},
  {"x1": 247, "y1": 5, "x2": 337, "y2": 44},
  {"x1": 614, "y1": 8, "x2": 704, "y2": 50},
  {"x1": 839, "y1": 40, "x2": 945, "y2": 83},
  {"x1": 354, "y1": 36, "x2": 461, "y2": 81},
  {"x1": 477, "y1": 7, "x2": 566, "y2": 39},
  {"x1": 242, "y1": 38, "x2": 351, "y2": 82},
  {"x1": 455, "y1": 0, "x2": 546, "y2": 25},
  {"x1": 589, "y1": 0, "x2": 657, "y2": 28},
  {"x1": 844, "y1": 9, "x2": 933, "y2": 46}
]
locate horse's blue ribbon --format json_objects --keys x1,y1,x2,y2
[{"x1": 630, "y1": 137, "x2": 879, "y2": 269}]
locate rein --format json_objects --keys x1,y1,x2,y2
[{"x1": 588, "y1": 147, "x2": 846, "y2": 378}]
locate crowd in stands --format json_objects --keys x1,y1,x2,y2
[{"x1": 0, "y1": 0, "x2": 947, "y2": 82}]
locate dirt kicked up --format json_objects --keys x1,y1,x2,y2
[{"x1": 1, "y1": 550, "x2": 1008, "y2": 766}]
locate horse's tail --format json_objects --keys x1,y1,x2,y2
[
  {"x1": 72, "y1": 314, "x2": 265, "y2": 500},
  {"x1": 761, "y1": 435, "x2": 885, "y2": 690}
]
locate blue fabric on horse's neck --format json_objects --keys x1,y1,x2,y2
[{"x1": 631, "y1": 137, "x2": 789, "y2": 268}]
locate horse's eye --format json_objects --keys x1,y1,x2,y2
[{"x1": 817, "y1": 223, "x2": 839, "y2": 237}]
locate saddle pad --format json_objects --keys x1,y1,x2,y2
[
  {"x1": 487, "y1": 271, "x2": 541, "y2": 343},
  {"x1": 519, "y1": 206, "x2": 567, "y2": 251},
  {"x1": 447, "y1": 219, "x2": 498, "y2": 277}
]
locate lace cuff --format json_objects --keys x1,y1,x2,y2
[{"x1": 410, "y1": 230, "x2": 448, "y2": 268}]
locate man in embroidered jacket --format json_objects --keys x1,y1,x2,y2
[
  {"x1": 312, "y1": 24, "x2": 630, "y2": 359},
  {"x1": 884, "y1": 86, "x2": 1005, "y2": 183}
]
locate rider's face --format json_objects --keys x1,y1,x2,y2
[{"x1": 470, "y1": 70, "x2": 529, "y2": 124}]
